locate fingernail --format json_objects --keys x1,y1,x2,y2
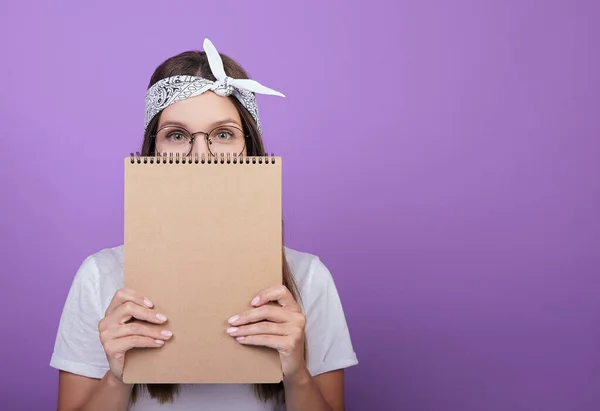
[
  {"x1": 251, "y1": 296, "x2": 260, "y2": 306},
  {"x1": 226, "y1": 327, "x2": 238, "y2": 334},
  {"x1": 143, "y1": 298, "x2": 154, "y2": 308},
  {"x1": 155, "y1": 339, "x2": 165, "y2": 345},
  {"x1": 161, "y1": 330, "x2": 173, "y2": 337},
  {"x1": 228, "y1": 315, "x2": 239, "y2": 324},
  {"x1": 156, "y1": 313, "x2": 167, "y2": 322},
  {"x1": 236, "y1": 336, "x2": 246, "y2": 341}
]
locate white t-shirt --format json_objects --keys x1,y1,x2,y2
[{"x1": 50, "y1": 245, "x2": 358, "y2": 410}]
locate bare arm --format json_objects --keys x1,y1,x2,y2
[
  {"x1": 228, "y1": 285, "x2": 348, "y2": 411},
  {"x1": 56, "y1": 288, "x2": 172, "y2": 411},
  {"x1": 57, "y1": 371, "x2": 132, "y2": 411},
  {"x1": 283, "y1": 369, "x2": 345, "y2": 411}
]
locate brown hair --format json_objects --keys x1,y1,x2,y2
[{"x1": 131, "y1": 50, "x2": 301, "y2": 406}]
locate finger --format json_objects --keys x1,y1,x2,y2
[
  {"x1": 250, "y1": 285, "x2": 301, "y2": 312},
  {"x1": 110, "y1": 301, "x2": 167, "y2": 326},
  {"x1": 105, "y1": 288, "x2": 154, "y2": 316},
  {"x1": 104, "y1": 335, "x2": 166, "y2": 356},
  {"x1": 102, "y1": 321, "x2": 174, "y2": 341},
  {"x1": 229, "y1": 305, "x2": 301, "y2": 326},
  {"x1": 226, "y1": 321, "x2": 292, "y2": 338}
]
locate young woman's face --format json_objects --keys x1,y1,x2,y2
[{"x1": 155, "y1": 91, "x2": 247, "y2": 157}]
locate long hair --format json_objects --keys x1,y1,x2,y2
[{"x1": 131, "y1": 50, "x2": 302, "y2": 405}]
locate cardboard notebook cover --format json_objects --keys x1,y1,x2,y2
[{"x1": 122, "y1": 155, "x2": 283, "y2": 384}]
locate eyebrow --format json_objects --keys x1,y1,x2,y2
[{"x1": 158, "y1": 118, "x2": 242, "y2": 129}]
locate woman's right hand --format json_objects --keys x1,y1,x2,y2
[{"x1": 98, "y1": 288, "x2": 173, "y2": 382}]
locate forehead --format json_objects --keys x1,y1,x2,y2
[{"x1": 158, "y1": 92, "x2": 241, "y2": 129}]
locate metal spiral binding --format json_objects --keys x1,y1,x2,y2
[{"x1": 129, "y1": 153, "x2": 277, "y2": 164}]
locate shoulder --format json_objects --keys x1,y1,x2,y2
[
  {"x1": 72, "y1": 245, "x2": 125, "y2": 313},
  {"x1": 284, "y1": 247, "x2": 333, "y2": 295},
  {"x1": 74, "y1": 244, "x2": 124, "y2": 276},
  {"x1": 283, "y1": 246, "x2": 341, "y2": 312},
  {"x1": 283, "y1": 246, "x2": 321, "y2": 281}
]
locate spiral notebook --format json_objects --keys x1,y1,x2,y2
[{"x1": 122, "y1": 153, "x2": 283, "y2": 384}]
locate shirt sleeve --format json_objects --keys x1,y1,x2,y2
[
  {"x1": 303, "y1": 257, "x2": 359, "y2": 377},
  {"x1": 49, "y1": 255, "x2": 110, "y2": 379}
]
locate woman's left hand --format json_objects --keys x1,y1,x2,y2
[{"x1": 226, "y1": 285, "x2": 307, "y2": 380}]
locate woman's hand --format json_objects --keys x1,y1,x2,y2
[
  {"x1": 226, "y1": 285, "x2": 307, "y2": 380},
  {"x1": 98, "y1": 288, "x2": 173, "y2": 382}
]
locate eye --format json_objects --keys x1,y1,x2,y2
[
  {"x1": 166, "y1": 131, "x2": 188, "y2": 142},
  {"x1": 214, "y1": 130, "x2": 234, "y2": 140}
]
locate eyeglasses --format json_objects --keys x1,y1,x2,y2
[{"x1": 152, "y1": 125, "x2": 247, "y2": 157}]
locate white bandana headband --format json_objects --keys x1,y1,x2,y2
[{"x1": 144, "y1": 38, "x2": 285, "y2": 133}]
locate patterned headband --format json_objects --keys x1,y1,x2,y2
[{"x1": 144, "y1": 38, "x2": 285, "y2": 133}]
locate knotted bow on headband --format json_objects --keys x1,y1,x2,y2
[{"x1": 144, "y1": 38, "x2": 285, "y2": 132}]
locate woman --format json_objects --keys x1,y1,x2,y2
[{"x1": 50, "y1": 39, "x2": 358, "y2": 411}]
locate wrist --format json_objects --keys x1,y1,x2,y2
[
  {"x1": 105, "y1": 371, "x2": 133, "y2": 392},
  {"x1": 283, "y1": 365, "x2": 312, "y2": 387}
]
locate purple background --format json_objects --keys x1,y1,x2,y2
[{"x1": 1, "y1": 1, "x2": 599, "y2": 410}]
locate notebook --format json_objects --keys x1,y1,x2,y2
[{"x1": 122, "y1": 153, "x2": 283, "y2": 384}]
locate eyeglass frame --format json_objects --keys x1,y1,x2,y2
[{"x1": 151, "y1": 124, "x2": 249, "y2": 157}]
